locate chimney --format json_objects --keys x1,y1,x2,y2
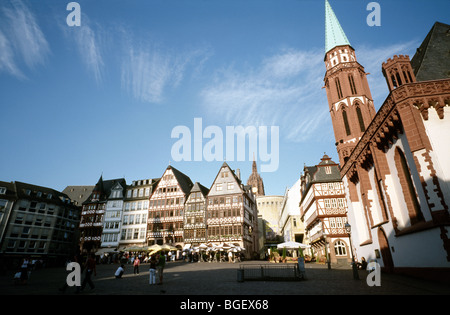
[{"x1": 236, "y1": 169, "x2": 241, "y2": 180}]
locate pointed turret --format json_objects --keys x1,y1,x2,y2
[{"x1": 325, "y1": 0, "x2": 350, "y2": 54}]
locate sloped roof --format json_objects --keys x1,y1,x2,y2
[
  {"x1": 0, "y1": 181, "x2": 18, "y2": 200},
  {"x1": 13, "y1": 181, "x2": 76, "y2": 207},
  {"x1": 190, "y1": 182, "x2": 210, "y2": 197},
  {"x1": 168, "y1": 165, "x2": 194, "y2": 195},
  {"x1": 410, "y1": 21, "x2": 450, "y2": 82},
  {"x1": 83, "y1": 177, "x2": 126, "y2": 204},
  {"x1": 62, "y1": 185, "x2": 94, "y2": 206}
]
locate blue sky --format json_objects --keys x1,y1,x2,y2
[{"x1": 1, "y1": 0, "x2": 449, "y2": 196}]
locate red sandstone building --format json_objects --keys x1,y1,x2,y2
[{"x1": 324, "y1": 0, "x2": 450, "y2": 281}]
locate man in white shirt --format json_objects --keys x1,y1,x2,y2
[{"x1": 115, "y1": 264, "x2": 124, "y2": 279}]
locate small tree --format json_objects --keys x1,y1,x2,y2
[{"x1": 298, "y1": 247, "x2": 304, "y2": 258}]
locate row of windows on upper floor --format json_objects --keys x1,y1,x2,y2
[
  {"x1": 1, "y1": 187, "x2": 74, "y2": 205},
  {"x1": 13, "y1": 213, "x2": 77, "y2": 229},
  {"x1": 215, "y1": 182, "x2": 235, "y2": 191},
  {"x1": 257, "y1": 200, "x2": 282, "y2": 207},
  {"x1": 83, "y1": 194, "x2": 255, "y2": 218},
  {"x1": 13, "y1": 200, "x2": 78, "y2": 219}
]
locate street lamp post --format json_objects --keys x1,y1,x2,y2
[
  {"x1": 323, "y1": 230, "x2": 331, "y2": 270},
  {"x1": 344, "y1": 222, "x2": 359, "y2": 280}
]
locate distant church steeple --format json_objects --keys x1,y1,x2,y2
[
  {"x1": 247, "y1": 156, "x2": 265, "y2": 196},
  {"x1": 323, "y1": 0, "x2": 376, "y2": 166}
]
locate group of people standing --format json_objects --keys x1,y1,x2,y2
[{"x1": 115, "y1": 252, "x2": 166, "y2": 285}]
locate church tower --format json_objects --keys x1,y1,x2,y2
[
  {"x1": 247, "y1": 158, "x2": 265, "y2": 196},
  {"x1": 323, "y1": 0, "x2": 377, "y2": 166}
]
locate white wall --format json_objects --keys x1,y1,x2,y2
[{"x1": 422, "y1": 107, "x2": 450, "y2": 207}]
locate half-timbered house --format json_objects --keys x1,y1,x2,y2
[
  {"x1": 206, "y1": 162, "x2": 259, "y2": 259},
  {"x1": 183, "y1": 182, "x2": 210, "y2": 247},
  {"x1": 147, "y1": 166, "x2": 193, "y2": 249},
  {"x1": 299, "y1": 154, "x2": 350, "y2": 265}
]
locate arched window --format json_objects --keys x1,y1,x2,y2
[
  {"x1": 391, "y1": 75, "x2": 398, "y2": 88},
  {"x1": 335, "y1": 78, "x2": 343, "y2": 99},
  {"x1": 394, "y1": 148, "x2": 424, "y2": 224},
  {"x1": 342, "y1": 110, "x2": 351, "y2": 136},
  {"x1": 348, "y1": 74, "x2": 357, "y2": 95},
  {"x1": 356, "y1": 106, "x2": 365, "y2": 132},
  {"x1": 395, "y1": 72, "x2": 402, "y2": 86},
  {"x1": 403, "y1": 71, "x2": 409, "y2": 83},
  {"x1": 334, "y1": 240, "x2": 347, "y2": 256},
  {"x1": 407, "y1": 71, "x2": 413, "y2": 83}
]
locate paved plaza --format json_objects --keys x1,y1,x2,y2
[{"x1": 1, "y1": 260, "x2": 449, "y2": 296}]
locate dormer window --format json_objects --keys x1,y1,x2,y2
[{"x1": 0, "y1": 187, "x2": 6, "y2": 195}]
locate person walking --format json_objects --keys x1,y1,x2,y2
[
  {"x1": 19, "y1": 257, "x2": 30, "y2": 284},
  {"x1": 133, "y1": 255, "x2": 140, "y2": 274},
  {"x1": 149, "y1": 256, "x2": 157, "y2": 285},
  {"x1": 156, "y1": 253, "x2": 166, "y2": 285},
  {"x1": 80, "y1": 253, "x2": 96, "y2": 292}
]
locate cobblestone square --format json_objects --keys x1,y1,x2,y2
[{"x1": 1, "y1": 260, "x2": 449, "y2": 296}]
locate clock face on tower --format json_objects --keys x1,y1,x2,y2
[{"x1": 252, "y1": 187, "x2": 258, "y2": 193}]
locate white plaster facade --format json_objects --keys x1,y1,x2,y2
[{"x1": 279, "y1": 180, "x2": 305, "y2": 243}]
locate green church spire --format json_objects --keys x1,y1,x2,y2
[{"x1": 325, "y1": 0, "x2": 351, "y2": 54}]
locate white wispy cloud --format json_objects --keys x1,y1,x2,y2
[
  {"x1": 0, "y1": 0, "x2": 49, "y2": 78},
  {"x1": 0, "y1": 29, "x2": 25, "y2": 78},
  {"x1": 121, "y1": 41, "x2": 212, "y2": 104},
  {"x1": 200, "y1": 48, "x2": 328, "y2": 143},
  {"x1": 62, "y1": 14, "x2": 104, "y2": 84},
  {"x1": 200, "y1": 40, "x2": 420, "y2": 143}
]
